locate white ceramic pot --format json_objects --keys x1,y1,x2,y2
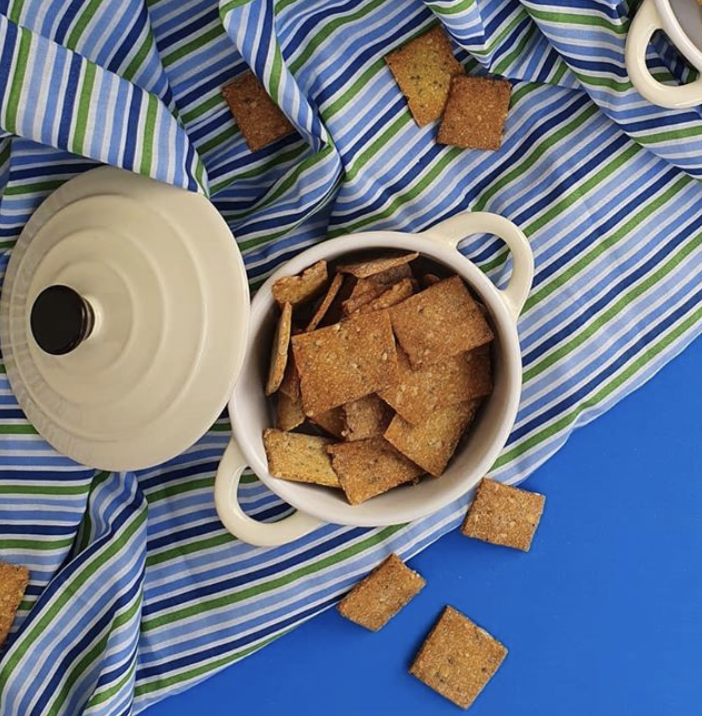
[
  {"x1": 214, "y1": 211, "x2": 534, "y2": 546},
  {"x1": 626, "y1": 0, "x2": 702, "y2": 108}
]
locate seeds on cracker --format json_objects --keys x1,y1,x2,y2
[
  {"x1": 385, "y1": 25, "x2": 463, "y2": 127},
  {"x1": 337, "y1": 252, "x2": 419, "y2": 279},
  {"x1": 354, "y1": 277, "x2": 417, "y2": 315},
  {"x1": 384, "y1": 400, "x2": 480, "y2": 477},
  {"x1": 379, "y1": 348, "x2": 492, "y2": 425},
  {"x1": 306, "y1": 273, "x2": 344, "y2": 331},
  {"x1": 292, "y1": 311, "x2": 399, "y2": 417},
  {"x1": 410, "y1": 606, "x2": 507, "y2": 709},
  {"x1": 391, "y1": 276, "x2": 493, "y2": 368},
  {"x1": 265, "y1": 302, "x2": 292, "y2": 396},
  {"x1": 312, "y1": 407, "x2": 346, "y2": 439},
  {"x1": 437, "y1": 75, "x2": 511, "y2": 151},
  {"x1": 338, "y1": 553, "x2": 425, "y2": 631},
  {"x1": 272, "y1": 260, "x2": 328, "y2": 307},
  {"x1": 0, "y1": 561, "x2": 29, "y2": 649},
  {"x1": 342, "y1": 394, "x2": 394, "y2": 441},
  {"x1": 222, "y1": 72, "x2": 295, "y2": 152},
  {"x1": 276, "y1": 392, "x2": 306, "y2": 431},
  {"x1": 263, "y1": 429, "x2": 339, "y2": 487},
  {"x1": 327, "y1": 437, "x2": 423, "y2": 505},
  {"x1": 461, "y1": 478, "x2": 545, "y2": 552}
]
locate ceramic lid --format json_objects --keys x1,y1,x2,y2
[{"x1": 0, "y1": 167, "x2": 250, "y2": 471}]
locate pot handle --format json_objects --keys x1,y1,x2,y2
[
  {"x1": 215, "y1": 438, "x2": 323, "y2": 547},
  {"x1": 421, "y1": 211, "x2": 534, "y2": 321},
  {"x1": 625, "y1": 0, "x2": 702, "y2": 108}
]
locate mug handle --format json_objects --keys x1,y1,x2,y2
[
  {"x1": 215, "y1": 438, "x2": 323, "y2": 547},
  {"x1": 420, "y1": 211, "x2": 534, "y2": 321},
  {"x1": 626, "y1": 0, "x2": 702, "y2": 108}
]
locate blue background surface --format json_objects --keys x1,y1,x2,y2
[{"x1": 145, "y1": 336, "x2": 702, "y2": 716}]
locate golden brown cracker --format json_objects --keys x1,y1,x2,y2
[
  {"x1": 312, "y1": 407, "x2": 346, "y2": 439},
  {"x1": 338, "y1": 553, "x2": 425, "y2": 631},
  {"x1": 263, "y1": 429, "x2": 339, "y2": 487},
  {"x1": 292, "y1": 311, "x2": 399, "y2": 417},
  {"x1": 410, "y1": 606, "x2": 507, "y2": 709},
  {"x1": 336, "y1": 252, "x2": 419, "y2": 280},
  {"x1": 342, "y1": 394, "x2": 394, "y2": 441},
  {"x1": 265, "y1": 302, "x2": 292, "y2": 396},
  {"x1": 390, "y1": 276, "x2": 494, "y2": 368},
  {"x1": 461, "y1": 478, "x2": 545, "y2": 552},
  {"x1": 272, "y1": 260, "x2": 328, "y2": 307},
  {"x1": 384, "y1": 400, "x2": 479, "y2": 476},
  {"x1": 278, "y1": 353, "x2": 301, "y2": 401},
  {"x1": 0, "y1": 562, "x2": 29, "y2": 649},
  {"x1": 354, "y1": 277, "x2": 417, "y2": 315},
  {"x1": 327, "y1": 437, "x2": 423, "y2": 504},
  {"x1": 437, "y1": 75, "x2": 511, "y2": 151},
  {"x1": 222, "y1": 72, "x2": 295, "y2": 152},
  {"x1": 379, "y1": 348, "x2": 492, "y2": 425},
  {"x1": 306, "y1": 273, "x2": 344, "y2": 331},
  {"x1": 341, "y1": 279, "x2": 388, "y2": 316},
  {"x1": 385, "y1": 25, "x2": 463, "y2": 126},
  {"x1": 276, "y1": 393, "x2": 305, "y2": 432}
]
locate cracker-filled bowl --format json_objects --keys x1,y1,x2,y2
[{"x1": 215, "y1": 211, "x2": 534, "y2": 546}]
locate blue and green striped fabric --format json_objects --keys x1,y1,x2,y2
[{"x1": 1, "y1": 0, "x2": 701, "y2": 713}]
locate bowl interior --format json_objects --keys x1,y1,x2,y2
[
  {"x1": 666, "y1": 0, "x2": 702, "y2": 57},
  {"x1": 230, "y1": 233, "x2": 521, "y2": 526}
]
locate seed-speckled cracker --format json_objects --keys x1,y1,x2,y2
[
  {"x1": 312, "y1": 407, "x2": 346, "y2": 439},
  {"x1": 337, "y1": 252, "x2": 419, "y2": 280},
  {"x1": 222, "y1": 72, "x2": 295, "y2": 152},
  {"x1": 272, "y1": 260, "x2": 329, "y2": 307},
  {"x1": 410, "y1": 606, "x2": 507, "y2": 709},
  {"x1": 338, "y1": 553, "x2": 425, "y2": 631},
  {"x1": 306, "y1": 273, "x2": 344, "y2": 331},
  {"x1": 354, "y1": 278, "x2": 417, "y2": 315},
  {"x1": 341, "y1": 279, "x2": 388, "y2": 316},
  {"x1": 292, "y1": 311, "x2": 399, "y2": 417},
  {"x1": 461, "y1": 478, "x2": 545, "y2": 551},
  {"x1": 390, "y1": 276, "x2": 494, "y2": 368},
  {"x1": 437, "y1": 75, "x2": 511, "y2": 151},
  {"x1": 342, "y1": 394, "x2": 394, "y2": 441},
  {"x1": 0, "y1": 561, "x2": 29, "y2": 649},
  {"x1": 384, "y1": 400, "x2": 479, "y2": 476},
  {"x1": 327, "y1": 437, "x2": 423, "y2": 504},
  {"x1": 379, "y1": 348, "x2": 492, "y2": 424},
  {"x1": 265, "y1": 302, "x2": 293, "y2": 396},
  {"x1": 385, "y1": 26, "x2": 463, "y2": 126},
  {"x1": 276, "y1": 392, "x2": 305, "y2": 431},
  {"x1": 263, "y1": 429, "x2": 339, "y2": 487}
]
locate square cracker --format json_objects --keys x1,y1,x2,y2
[
  {"x1": 222, "y1": 72, "x2": 295, "y2": 152},
  {"x1": 312, "y1": 407, "x2": 345, "y2": 439},
  {"x1": 0, "y1": 561, "x2": 29, "y2": 649},
  {"x1": 338, "y1": 553, "x2": 425, "y2": 631},
  {"x1": 272, "y1": 260, "x2": 329, "y2": 308},
  {"x1": 379, "y1": 348, "x2": 492, "y2": 425},
  {"x1": 265, "y1": 302, "x2": 292, "y2": 396},
  {"x1": 342, "y1": 394, "x2": 394, "y2": 441},
  {"x1": 385, "y1": 25, "x2": 463, "y2": 126},
  {"x1": 354, "y1": 278, "x2": 417, "y2": 315},
  {"x1": 461, "y1": 478, "x2": 545, "y2": 552},
  {"x1": 437, "y1": 75, "x2": 511, "y2": 151},
  {"x1": 306, "y1": 273, "x2": 344, "y2": 331},
  {"x1": 327, "y1": 437, "x2": 423, "y2": 505},
  {"x1": 384, "y1": 400, "x2": 479, "y2": 476},
  {"x1": 390, "y1": 276, "x2": 494, "y2": 368},
  {"x1": 337, "y1": 252, "x2": 419, "y2": 280},
  {"x1": 276, "y1": 392, "x2": 305, "y2": 431},
  {"x1": 263, "y1": 429, "x2": 339, "y2": 487},
  {"x1": 410, "y1": 606, "x2": 507, "y2": 709},
  {"x1": 292, "y1": 311, "x2": 399, "y2": 417}
]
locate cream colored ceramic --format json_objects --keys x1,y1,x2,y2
[
  {"x1": 215, "y1": 211, "x2": 534, "y2": 546},
  {"x1": 627, "y1": 0, "x2": 702, "y2": 107}
]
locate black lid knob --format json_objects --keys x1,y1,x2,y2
[{"x1": 30, "y1": 285, "x2": 95, "y2": 356}]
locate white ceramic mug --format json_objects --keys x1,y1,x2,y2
[
  {"x1": 626, "y1": 0, "x2": 702, "y2": 108},
  {"x1": 215, "y1": 212, "x2": 534, "y2": 546}
]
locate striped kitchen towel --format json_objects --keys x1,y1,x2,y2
[{"x1": 1, "y1": 0, "x2": 701, "y2": 714}]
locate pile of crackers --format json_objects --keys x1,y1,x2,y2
[
  {"x1": 338, "y1": 477, "x2": 546, "y2": 710},
  {"x1": 263, "y1": 252, "x2": 496, "y2": 505}
]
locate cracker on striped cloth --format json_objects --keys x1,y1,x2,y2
[{"x1": 0, "y1": 561, "x2": 29, "y2": 649}]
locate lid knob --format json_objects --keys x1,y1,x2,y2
[{"x1": 30, "y1": 285, "x2": 95, "y2": 355}]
